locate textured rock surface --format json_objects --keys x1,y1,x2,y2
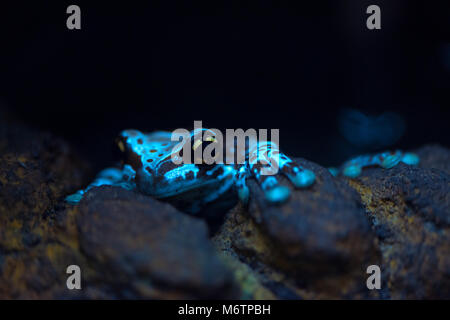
[
  {"x1": 74, "y1": 186, "x2": 237, "y2": 299},
  {"x1": 344, "y1": 162, "x2": 450, "y2": 299},
  {"x1": 0, "y1": 119, "x2": 238, "y2": 299},
  {"x1": 0, "y1": 121, "x2": 90, "y2": 253},
  {"x1": 213, "y1": 158, "x2": 382, "y2": 299},
  {"x1": 0, "y1": 119, "x2": 91, "y2": 298},
  {"x1": 415, "y1": 144, "x2": 450, "y2": 174},
  {"x1": 1, "y1": 115, "x2": 448, "y2": 299}
]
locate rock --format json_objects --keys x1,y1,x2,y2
[
  {"x1": 1, "y1": 185, "x2": 240, "y2": 299},
  {"x1": 0, "y1": 241, "x2": 89, "y2": 299},
  {"x1": 213, "y1": 158, "x2": 381, "y2": 299},
  {"x1": 211, "y1": 246, "x2": 277, "y2": 300},
  {"x1": 0, "y1": 120, "x2": 90, "y2": 250},
  {"x1": 415, "y1": 144, "x2": 450, "y2": 174},
  {"x1": 0, "y1": 118, "x2": 91, "y2": 298},
  {"x1": 1, "y1": 112, "x2": 448, "y2": 300},
  {"x1": 74, "y1": 186, "x2": 238, "y2": 299},
  {"x1": 0, "y1": 117, "x2": 239, "y2": 299},
  {"x1": 344, "y1": 162, "x2": 450, "y2": 299}
]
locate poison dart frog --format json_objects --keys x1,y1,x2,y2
[
  {"x1": 65, "y1": 128, "x2": 316, "y2": 213},
  {"x1": 66, "y1": 128, "x2": 419, "y2": 215}
]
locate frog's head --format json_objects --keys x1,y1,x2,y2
[
  {"x1": 115, "y1": 128, "x2": 234, "y2": 208},
  {"x1": 153, "y1": 128, "x2": 228, "y2": 196},
  {"x1": 186, "y1": 127, "x2": 221, "y2": 164}
]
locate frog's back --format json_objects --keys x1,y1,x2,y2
[
  {"x1": 139, "y1": 139, "x2": 177, "y2": 171},
  {"x1": 120, "y1": 130, "x2": 178, "y2": 172}
]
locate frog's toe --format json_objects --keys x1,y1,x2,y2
[
  {"x1": 343, "y1": 164, "x2": 362, "y2": 178},
  {"x1": 328, "y1": 167, "x2": 339, "y2": 177},
  {"x1": 290, "y1": 169, "x2": 316, "y2": 188},
  {"x1": 401, "y1": 152, "x2": 420, "y2": 165},
  {"x1": 381, "y1": 154, "x2": 401, "y2": 169},
  {"x1": 264, "y1": 185, "x2": 290, "y2": 204},
  {"x1": 65, "y1": 191, "x2": 84, "y2": 205},
  {"x1": 237, "y1": 185, "x2": 250, "y2": 205},
  {"x1": 277, "y1": 160, "x2": 315, "y2": 188},
  {"x1": 97, "y1": 167, "x2": 125, "y2": 182}
]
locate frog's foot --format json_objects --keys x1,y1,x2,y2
[
  {"x1": 65, "y1": 165, "x2": 136, "y2": 205},
  {"x1": 342, "y1": 164, "x2": 362, "y2": 178},
  {"x1": 279, "y1": 159, "x2": 316, "y2": 189},
  {"x1": 247, "y1": 149, "x2": 316, "y2": 205},
  {"x1": 341, "y1": 150, "x2": 420, "y2": 178},
  {"x1": 255, "y1": 175, "x2": 291, "y2": 204},
  {"x1": 65, "y1": 191, "x2": 84, "y2": 205},
  {"x1": 400, "y1": 152, "x2": 420, "y2": 166}
]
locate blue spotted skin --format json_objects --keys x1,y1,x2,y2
[
  {"x1": 330, "y1": 150, "x2": 420, "y2": 178},
  {"x1": 65, "y1": 129, "x2": 316, "y2": 212}
]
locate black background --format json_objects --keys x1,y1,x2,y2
[{"x1": 0, "y1": 1, "x2": 449, "y2": 171}]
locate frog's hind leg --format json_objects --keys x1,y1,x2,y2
[
  {"x1": 340, "y1": 150, "x2": 420, "y2": 178},
  {"x1": 65, "y1": 165, "x2": 136, "y2": 204}
]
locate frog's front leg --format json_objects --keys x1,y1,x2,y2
[
  {"x1": 240, "y1": 141, "x2": 316, "y2": 204},
  {"x1": 234, "y1": 165, "x2": 250, "y2": 204},
  {"x1": 336, "y1": 150, "x2": 420, "y2": 178},
  {"x1": 65, "y1": 165, "x2": 136, "y2": 204}
]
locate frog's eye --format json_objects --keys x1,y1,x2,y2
[
  {"x1": 113, "y1": 135, "x2": 129, "y2": 161},
  {"x1": 115, "y1": 133, "x2": 132, "y2": 159},
  {"x1": 118, "y1": 140, "x2": 125, "y2": 153},
  {"x1": 192, "y1": 137, "x2": 217, "y2": 151},
  {"x1": 192, "y1": 139, "x2": 202, "y2": 151},
  {"x1": 190, "y1": 137, "x2": 220, "y2": 164}
]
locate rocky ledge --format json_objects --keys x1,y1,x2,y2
[{"x1": 0, "y1": 119, "x2": 448, "y2": 299}]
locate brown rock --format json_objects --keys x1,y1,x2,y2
[
  {"x1": 214, "y1": 158, "x2": 381, "y2": 299},
  {"x1": 74, "y1": 186, "x2": 238, "y2": 299},
  {"x1": 344, "y1": 162, "x2": 450, "y2": 299},
  {"x1": 415, "y1": 144, "x2": 450, "y2": 174},
  {"x1": 0, "y1": 120, "x2": 91, "y2": 298}
]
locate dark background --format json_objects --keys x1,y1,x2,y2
[{"x1": 0, "y1": 1, "x2": 449, "y2": 171}]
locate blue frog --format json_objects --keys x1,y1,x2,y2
[
  {"x1": 65, "y1": 128, "x2": 316, "y2": 214},
  {"x1": 66, "y1": 128, "x2": 420, "y2": 215}
]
